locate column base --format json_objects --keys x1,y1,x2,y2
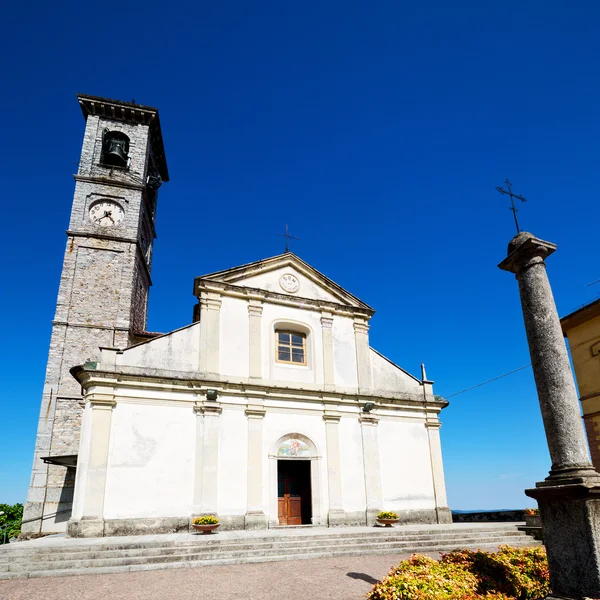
[
  {"x1": 435, "y1": 506, "x2": 453, "y2": 524},
  {"x1": 244, "y1": 511, "x2": 268, "y2": 530},
  {"x1": 526, "y1": 476, "x2": 600, "y2": 599},
  {"x1": 67, "y1": 518, "x2": 105, "y2": 538},
  {"x1": 327, "y1": 509, "x2": 349, "y2": 527}
]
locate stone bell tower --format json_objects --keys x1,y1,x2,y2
[{"x1": 22, "y1": 94, "x2": 169, "y2": 534}]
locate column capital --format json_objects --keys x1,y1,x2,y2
[
  {"x1": 323, "y1": 411, "x2": 341, "y2": 423},
  {"x1": 498, "y1": 232, "x2": 556, "y2": 275},
  {"x1": 88, "y1": 397, "x2": 116, "y2": 410},
  {"x1": 320, "y1": 310, "x2": 334, "y2": 328},
  {"x1": 353, "y1": 319, "x2": 369, "y2": 334},
  {"x1": 424, "y1": 420, "x2": 442, "y2": 430},
  {"x1": 194, "y1": 401, "x2": 222, "y2": 416},
  {"x1": 200, "y1": 293, "x2": 222, "y2": 311},
  {"x1": 248, "y1": 302, "x2": 264, "y2": 317},
  {"x1": 359, "y1": 414, "x2": 379, "y2": 426},
  {"x1": 245, "y1": 404, "x2": 266, "y2": 419}
]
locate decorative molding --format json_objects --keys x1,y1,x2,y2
[
  {"x1": 321, "y1": 316, "x2": 334, "y2": 329},
  {"x1": 245, "y1": 405, "x2": 266, "y2": 418},
  {"x1": 200, "y1": 296, "x2": 222, "y2": 311},
  {"x1": 353, "y1": 320, "x2": 370, "y2": 334},
  {"x1": 424, "y1": 421, "x2": 442, "y2": 430},
  {"x1": 88, "y1": 398, "x2": 116, "y2": 409},
  {"x1": 248, "y1": 303, "x2": 264, "y2": 317},
  {"x1": 323, "y1": 411, "x2": 341, "y2": 423},
  {"x1": 193, "y1": 401, "x2": 222, "y2": 416},
  {"x1": 359, "y1": 414, "x2": 379, "y2": 426}
]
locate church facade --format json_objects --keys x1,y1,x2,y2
[{"x1": 24, "y1": 95, "x2": 451, "y2": 538}]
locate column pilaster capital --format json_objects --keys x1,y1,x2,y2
[
  {"x1": 248, "y1": 301, "x2": 264, "y2": 317},
  {"x1": 323, "y1": 411, "x2": 341, "y2": 423},
  {"x1": 200, "y1": 293, "x2": 222, "y2": 312},
  {"x1": 321, "y1": 314, "x2": 334, "y2": 329},
  {"x1": 353, "y1": 319, "x2": 370, "y2": 334},
  {"x1": 88, "y1": 397, "x2": 116, "y2": 410},
  {"x1": 359, "y1": 414, "x2": 379, "y2": 426},
  {"x1": 245, "y1": 404, "x2": 266, "y2": 419},
  {"x1": 193, "y1": 401, "x2": 222, "y2": 416},
  {"x1": 498, "y1": 232, "x2": 556, "y2": 275},
  {"x1": 424, "y1": 420, "x2": 442, "y2": 430}
]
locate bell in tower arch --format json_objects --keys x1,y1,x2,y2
[{"x1": 102, "y1": 129, "x2": 130, "y2": 168}]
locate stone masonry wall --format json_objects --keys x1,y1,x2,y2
[{"x1": 22, "y1": 107, "x2": 158, "y2": 535}]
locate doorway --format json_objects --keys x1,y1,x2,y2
[{"x1": 277, "y1": 460, "x2": 312, "y2": 525}]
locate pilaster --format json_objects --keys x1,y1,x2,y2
[
  {"x1": 244, "y1": 403, "x2": 268, "y2": 529},
  {"x1": 323, "y1": 410, "x2": 345, "y2": 524},
  {"x1": 76, "y1": 397, "x2": 116, "y2": 537},
  {"x1": 359, "y1": 413, "x2": 383, "y2": 525},
  {"x1": 192, "y1": 395, "x2": 222, "y2": 517},
  {"x1": 321, "y1": 312, "x2": 335, "y2": 391},
  {"x1": 198, "y1": 293, "x2": 222, "y2": 377},
  {"x1": 354, "y1": 318, "x2": 372, "y2": 394},
  {"x1": 425, "y1": 420, "x2": 452, "y2": 523},
  {"x1": 248, "y1": 301, "x2": 264, "y2": 380}
]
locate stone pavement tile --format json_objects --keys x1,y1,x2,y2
[{"x1": 0, "y1": 551, "x2": 442, "y2": 600}]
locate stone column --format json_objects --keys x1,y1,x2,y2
[
  {"x1": 359, "y1": 413, "x2": 383, "y2": 525},
  {"x1": 354, "y1": 318, "x2": 372, "y2": 394},
  {"x1": 245, "y1": 403, "x2": 268, "y2": 529},
  {"x1": 499, "y1": 231, "x2": 600, "y2": 599},
  {"x1": 323, "y1": 410, "x2": 345, "y2": 525},
  {"x1": 198, "y1": 293, "x2": 222, "y2": 377},
  {"x1": 248, "y1": 301, "x2": 263, "y2": 380},
  {"x1": 321, "y1": 312, "x2": 335, "y2": 391},
  {"x1": 76, "y1": 398, "x2": 116, "y2": 537}
]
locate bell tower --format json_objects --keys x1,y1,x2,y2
[{"x1": 22, "y1": 95, "x2": 169, "y2": 534}]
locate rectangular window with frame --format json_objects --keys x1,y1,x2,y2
[{"x1": 276, "y1": 330, "x2": 307, "y2": 365}]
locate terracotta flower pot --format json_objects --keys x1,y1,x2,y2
[
  {"x1": 525, "y1": 514, "x2": 541, "y2": 528},
  {"x1": 192, "y1": 523, "x2": 220, "y2": 535},
  {"x1": 376, "y1": 518, "x2": 399, "y2": 527}
]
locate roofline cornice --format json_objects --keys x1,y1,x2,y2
[
  {"x1": 194, "y1": 278, "x2": 375, "y2": 318},
  {"x1": 70, "y1": 365, "x2": 447, "y2": 412}
]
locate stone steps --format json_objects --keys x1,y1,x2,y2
[{"x1": 0, "y1": 525, "x2": 540, "y2": 580}]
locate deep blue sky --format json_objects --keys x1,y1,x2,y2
[{"x1": 2, "y1": 1, "x2": 599, "y2": 510}]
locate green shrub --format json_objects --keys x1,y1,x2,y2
[
  {"x1": 0, "y1": 503, "x2": 23, "y2": 544},
  {"x1": 192, "y1": 515, "x2": 219, "y2": 525},
  {"x1": 377, "y1": 511, "x2": 399, "y2": 520},
  {"x1": 367, "y1": 546, "x2": 549, "y2": 600}
]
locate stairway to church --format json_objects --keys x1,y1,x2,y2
[{"x1": 0, "y1": 523, "x2": 539, "y2": 580}]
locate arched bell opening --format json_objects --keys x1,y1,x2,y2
[{"x1": 102, "y1": 129, "x2": 130, "y2": 168}]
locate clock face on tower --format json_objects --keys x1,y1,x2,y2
[{"x1": 88, "y1": 200, "x2": 125, "y2": 227}]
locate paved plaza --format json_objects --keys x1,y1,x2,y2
[{"x1": 0, "y1": 551, "x2": 439, "y2": 600}]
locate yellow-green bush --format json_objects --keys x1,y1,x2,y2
[{"x1": 367, "y1": 546, "x2": 549, "y2": 600}]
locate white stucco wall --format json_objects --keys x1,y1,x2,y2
[
  {"x1": 371, "y1": 350, "x2": 421, "y2": 394},
  {"x1": 338, "y1": 417, "x2": 367, "y2": 512},
  {"x1": 332, "y1": 317, "x2": 359, "y2": 389},
  {"x1": 217, "y1": 407, "x2": 248, "y2": 515},
  {"x1": 219, "y1": 297, "x2": 250, "y2": 379},
  {"x1": 103, "y1": 403, "x2": 196, "y2": 519},
  {"x1": 118, "y1": 323, "x2": 200, "y2": 371},
  {"x1": 240, "y1": 266, "x2": 343, "y2": 304},
  {"x1": 378, "y1": 419, "x2": 436, "y2": 511}
]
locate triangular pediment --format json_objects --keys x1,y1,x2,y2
[{"x1": 196, "y1": 252, "x2": 373, "y2": 312}]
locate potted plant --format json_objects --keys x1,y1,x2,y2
[
  {"x1": 524, "y1": 507, "x2": 541, "y2": 528},
  {"x1": 192, "y1": 515, "x2": 220, "y2": 535},
  {"x1": 376, "y1": 511, "x2": 399, "y2": 527}
]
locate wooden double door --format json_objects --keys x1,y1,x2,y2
[{"x1": 277, "y1": 460, "x2": 312, "y2": 526}]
